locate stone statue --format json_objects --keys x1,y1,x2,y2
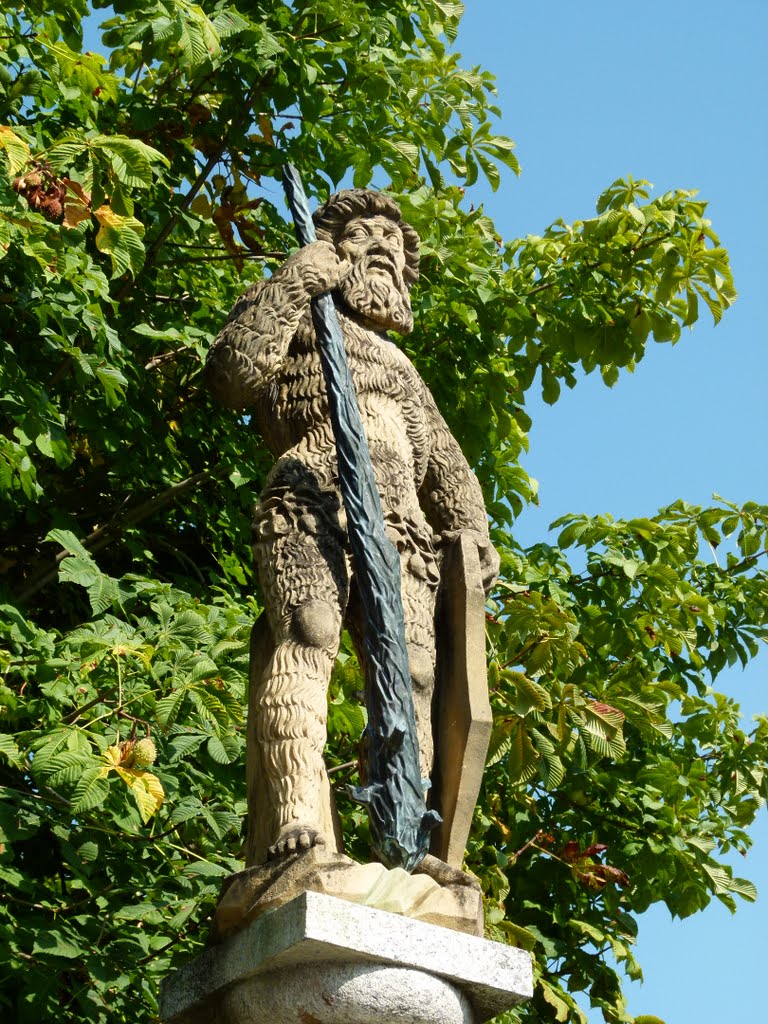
[
  {"x1": 162, "y1": 186, "x2": 533, "y2": 1023},
  {"x1": 205, "y1": 188, "x2": 499, "y2": 871}
]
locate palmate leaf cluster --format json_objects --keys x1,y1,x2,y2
[{"x1": 0, "y1": 3, "x2": 764, "y2": 1023}]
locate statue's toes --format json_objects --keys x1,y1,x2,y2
[{"x1": 268, "y1": 827, "x2": 327, "y2": 860}]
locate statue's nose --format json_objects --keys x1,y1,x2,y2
[
  {"x1": 364, "y1": 237, "x2": 405, "y2": 271},
  {"x1": 365, "y1": 237, "x2": 393, "y2": 256}
]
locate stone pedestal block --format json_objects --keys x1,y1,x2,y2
[
  {"x1": 160, "y1": 891, "x2": 532, "y2": 1024},
  {"x1": 212, "y1": 848, "x2": 483, "y2": 942}
]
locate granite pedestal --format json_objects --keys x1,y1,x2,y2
[{"x1": 160, "y1": 890, "x2": 532, "y2": 1024}]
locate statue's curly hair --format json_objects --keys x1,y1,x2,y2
[{"x1": 313, "y1": 189, "x2": 420, "y2": 286}]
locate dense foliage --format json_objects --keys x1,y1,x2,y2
[{"x1": 0, "y1": 3, "x2": 765, "y2": 1022}]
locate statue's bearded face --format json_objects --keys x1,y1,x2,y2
[{"x1": 336, "y1": 214, "x2": 414, "y2": 334}]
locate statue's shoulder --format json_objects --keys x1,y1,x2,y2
[
  {"x1": 391, "y1": 344, "x2": 432, "y2": 399},
  {"x1": 224, "y1": 276, "x2": 270, "y2": 325},
  {"x1": 379, "y1": 336, "x2": 420, "y2": 373}
]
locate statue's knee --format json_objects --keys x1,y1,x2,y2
[
  {"x1": 290, "y1": 599, "x2": 340, "y2": 650},
  {"x1": 409, "y1": 646, "x2": 435, "y2": 695}
]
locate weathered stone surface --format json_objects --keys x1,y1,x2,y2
[
  {"x1": 205, "y1": 189, "x2": 500, "y2": 866},
  {"x1": 431, "y1": 534, "x2": 494, "y2": 868},
  {"x1": 212, "y1": 847, "x2": 483, "y2": 942},
  {"x1": 160, "y1": 891, "x2": 533, "y2": 1024},
  {"x1": 221, "y1": 964, "x2": 473, "y2": 1024}
]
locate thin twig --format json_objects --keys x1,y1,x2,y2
[
  {"x1": 159, "y1": 251, "x2": 285, "y2": 265},
  {"x1": 114, "y1": 150, "x2": 225, "y2": 302},
  {"x1": 144, "y1": 346, "x2": 198, "y2": 371},
  {"x1": 512, "y1": 829, "x2": 546, "y2": 860},
  {"x1": 527, "y1": 279, "x2": 558, "y2": 297},
  {"x1": 144, "y1": 293, "x2": 196, "y2": 304},
  {"x1": 153, "y1": 536, "x2": 206, "y2": 584},
  {"x1": 327, "y1": 759, "x2": 358, "y2": 776}
]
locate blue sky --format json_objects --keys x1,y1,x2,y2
[{"x1": 456, "y1": 2, "x2": 767, "y2": 1022}]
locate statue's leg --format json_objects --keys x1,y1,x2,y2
[{"x1": 250, "y1": 515, "x2": 348, "y2": 862}]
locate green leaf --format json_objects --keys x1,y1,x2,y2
[
  {"x1": 71, "y1": 767, "x2": 110, "y2": 813},
  {"x1": 95, "y1": 364, "x2": 129, "y2": 406},
  {"x1": 206, "y1": 734, "x2": 233, "y2": 764},
  {"x1": 169, "y1": 797, "x2": 204, "y2": 825},
  {"x1": 42, "y1": 752, "x2": 94, "y2": 787},
  {"x1": 58, "y1": 555, "x2": 119, "y2": 614},
  {"x1": 157, "y1": 689, "x2": 188, "y2": 729},
  {"x1": 727, "y1": 877, "x2": 758, "y2": 902},
  {"x1": 541, "y1": 368, "x2": 561, "y2": 405},
  {"x1": 507, "y1": 720, "x2": 540, "y2": 783},
  {"x1": 32, "y1": 931, "x2": 82, "y2": 960},
  {"x1": 182, "y1": 859, "x2": 229, "y2": 878},
  {"x1": 90, "y1": 135, "x2": 169, "y2": 189},
  {"x1": 211, "y1": 10, "x2": 249, "y2": 38}
]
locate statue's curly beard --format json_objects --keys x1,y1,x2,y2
[{"x1": 338, "y1": 255, "x2": 414, "y2": 335}]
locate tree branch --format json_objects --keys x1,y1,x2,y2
[
  {"x1": 527, "y1": 278, "x2": 558, "y2": 297},
  {"x1": 62, "y1": 695, "x2": 105, "y2": 725},
  {"x1": 114, "y1": 81, "x2": 263, "y2": 302},
  {"x1": 16, "y1": 464, "x2": 229, "y2": 603},
  {"x1": 723, "y1": 548, "x2": 768, "y2": 575},
  {"x1": 114, "y1": 150, "x2": 224, "y2": 302}
]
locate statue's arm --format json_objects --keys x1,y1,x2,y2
[
  {"x1": 419, "y1": 384, "x2": 500, "y2": 593},
  {"x1": 205, "y1": 240, "x2": 347, "y2": 409}
]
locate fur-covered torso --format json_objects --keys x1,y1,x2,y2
[{"x1": 255, "y1": 309, "x2": 431, "y2": 524}]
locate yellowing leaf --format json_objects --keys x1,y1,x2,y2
[
  {"x1": 94, "y1": 205, "x2": 146, "y2": 278},
  {"x1": 115, "y1": 766, "x2": 165, "y2": 823},
  {"x1": 0, "y1": 126, "x2": 31, "y2": 175},
  {"x1": 190, "y1": 194, "x2": 212, "y2": 218},
  {"x1": 257, "y1": 113, "x2": 274, "y2": 145},
  {"x1": 62, "y1": 203, "x2": 91, "y2": 229},
  {"x1": 103, "y1": 744, "x2": 124, "y2": 768},
  {"x1": 62, "y1": 177, "x2": 91, "y2": 229},
  {"x1": 539, "y1": 979, "x2": 570, "y2": 1022}
]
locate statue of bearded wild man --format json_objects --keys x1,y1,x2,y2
[{"x1": 205, "y1": 189, "x2": 499, "y2": 866}]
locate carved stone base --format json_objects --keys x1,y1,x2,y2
[
  {"x1": 211, "y1": 847, "x2": 483, "y2": 941},
  {"x1": 160, "y1": 891, "x2": 532, "y2": 1024}
]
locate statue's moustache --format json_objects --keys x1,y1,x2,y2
[{"x1": 347, "y1": 251, "x2": 405, "y2": 291}]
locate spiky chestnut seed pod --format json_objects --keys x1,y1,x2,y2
[
  {"x1": 41, "y1": 197, "x2": 63, "y2": 223},
  {"x1": 12, "y1": 170, "x2": 42, "y2": 194},
  {"x1": 131, "y1": 737, "x2": 157, "y2": 768}
]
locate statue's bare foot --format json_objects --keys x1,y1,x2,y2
[
  {"x1": 414, "y1": 853, "x2": 481, "y2": 891},
  {"x1": 267, "y1": 825, "x2": 327, "y2": 860}
]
